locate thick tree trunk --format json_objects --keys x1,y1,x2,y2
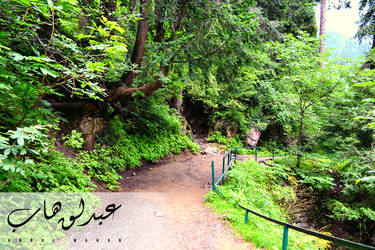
[
  {"x1": 121, "y1": 0, "x2": 149, "y2": 87},
  {"x1": 319, "y1": 0, "x2": 327, "y2": 54},
  {"x1": 154, "y1": 0, "x2": 165, "y2": 43},
  {"x1": 106, "y1": 0, "x2": 163, "y2": 104},
  {"x1": 106, "y1": 0, "x2": 183, "y2": 105}
]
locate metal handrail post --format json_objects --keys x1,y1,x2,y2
[
  {"x1": 282, "y1": 225, "x2": 289, "y2": 250},
  {"x1": 222, "y1": 158, "x2": 225, "y2": 184},
  {"x1": 211, "y1": 161, "x2": 215, "y2": 190}
]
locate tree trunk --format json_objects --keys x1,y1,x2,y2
[
  {"x1": 296, "y1": 109, "x2": 305, "y2": 168},
  {"x1": 174, "y1": 89, "x2": 183, "y2": 113},
  {"x1": 319, "y1": 0, "x2": 327, "y2": 54},
  {"x1": 121, "y1": 0, "x2": 149, "y2": 87},
  {"x1": 106, "y1": 0, "x2": 163, "y2": 104},
  {"x1": 154, "y1": 0, "x2": 165, "y2": 43}
]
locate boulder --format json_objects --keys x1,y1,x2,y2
[{"x1": 245, "y1": 128, "x2": 261, "y2": 146}]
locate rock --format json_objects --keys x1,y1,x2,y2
[
  {"x1": 79, "y1": 116, "x2": 105, "y2": 150},
  {"x1": 214, "y1": 121, "x2": 224, "y2": 130},
  {"x1": 132, "y1": 172, "x2": 136, "y2": 176},
  {"x1": 244, "y1": 128, "x2": 261, "y2": 147},
  {"x1": 283, "y1": 135, "x2": 297, "y2": 147}
]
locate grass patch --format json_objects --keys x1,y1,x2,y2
[{"x1": 206, "y1": 159, "x2": 332, "y2": 249}]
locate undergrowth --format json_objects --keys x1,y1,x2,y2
[
  {"x1": 0, "y1": 103, "x2": 200, "y2": 191},
  {"x1": 271, "y1": 153, "x2": 375, "y2": 242},
  {"x1": 206, "y1": 159, "x2": 332, "y2": 249},
  {"x1": 0, "y1": 150, "x2": 94, "y2": 192}
]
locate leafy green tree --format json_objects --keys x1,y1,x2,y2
[
  {"x1": 271, "y1": 34, "x2": 354, "y2": 166},
  {"x1": 357, "y1": 0, "x2": 375, "y2": 49},
  {"x1": 256, "y1": 0, "x2": 317, "y2": 37}
]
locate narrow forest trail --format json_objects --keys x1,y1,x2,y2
[{"x1": 113, "y1": 144, "x2": 255, "y2": 250}]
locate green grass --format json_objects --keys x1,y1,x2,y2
[{"x1": 206, "y1": 159, "x2": 332, "y2": 249}]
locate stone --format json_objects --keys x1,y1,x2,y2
[
  {"x1": 79, "y1": 116, "x2": 105, "y2": 150},
  {"x1": 245, "y1": 128, "x2": 261, "y2": 146},
  {"x1": 283, "y1": 135, "x2": 297, "y2": 147}
]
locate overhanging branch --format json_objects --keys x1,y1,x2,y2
[{"x1": 107, "y1": 78, "x2": 163, "y2": 103}]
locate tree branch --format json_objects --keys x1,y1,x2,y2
[
  {"x1": 173, "y1": 43, "x2": 227, "y2": 64},
  {"x1": 0, "y1": 171, "x2": 18, "y2": 188},
  {"x1": 108, "y1": 78, "x2": 163, "y2": 104}
]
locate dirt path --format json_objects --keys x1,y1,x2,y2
[
  {"x1": 114, "y1": 145, "x2": 255, "y2": 250},
  {"x1": 67, "y1": 146, "x2": 275, "y2": 249}
]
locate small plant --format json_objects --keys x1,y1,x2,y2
[
  {"x1": 0, "y1": 125, "x2": 52, "y2": 175},
  {"x1": 206, "y1": 131, "x2": 243, "y2": 149},
  {"x1": 62, "y1": 130, "x2": 84, "y2": 149}
]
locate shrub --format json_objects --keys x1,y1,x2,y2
[
  {"x1": 62, "y1": 130, "x2": 84, "y2": 149},
  {"x1": 0, "y1": 150, "x2": 94, "y2": 192}
]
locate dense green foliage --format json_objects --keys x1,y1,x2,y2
[
  {"x1": 208, "y1": 152, "x2": 375, "y2": 246},
  {"x1": 357, "y1": 0, "x2": 375, "y2": 49},
  {"x1": 1, "y1": 0, "x2": 375, "y2": 246},
  {"x1": 270, "y1": 153, "x2": 375, "y2": 243},
  {"x1": 0, "y1": 101, "x2": 199, "y2": 191}
]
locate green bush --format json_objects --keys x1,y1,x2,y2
[
  {"x1": 0, "y1": 101, "x2": 200, "y2": 192},
  {"x1": 0, "y1": 150, "x2": 94, "y2": 192},
  {"x1": 78, "y1": 148, "x2": 124, "y2": 191},
  {"x1": 62, "y1": 130, "x2": 84, "y2": 149},
  {"x1": 207, "y1": 131, "x2": 243, "y2": 150}
]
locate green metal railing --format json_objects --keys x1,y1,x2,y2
[
  {"x1": 232, "y1": 145, "x2": 292, "y2": 162},
  {"x1": 211, "y1": 146, "x2": 375, "y2": 250}
]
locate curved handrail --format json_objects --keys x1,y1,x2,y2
[
  {"x1": 237, "y1": 203, "x2": 375, "y2": 250},
  {"x1": 211, "y1": 147, "x2": 375, "y2": 250}
]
